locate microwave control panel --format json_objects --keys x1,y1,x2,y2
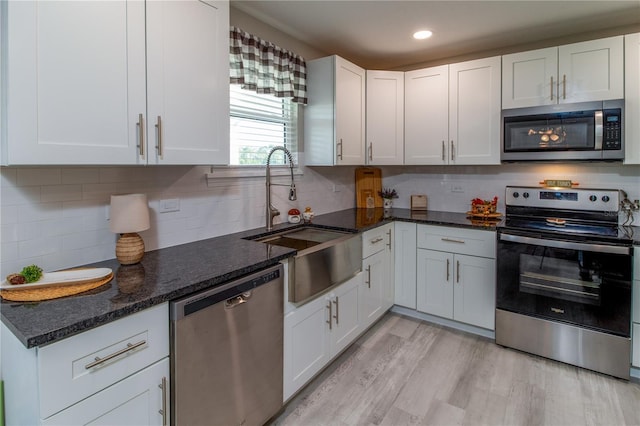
[{"x1": 603, "y1": 109, "x2": 622, "y2": 150}]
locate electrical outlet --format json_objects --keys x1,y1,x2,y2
[
  {"x1": 159, "y1": 198, "x2": 180, "y2": 213},
  {"x1": 332, "y1": 184, "x2": 342, "y2": 193},
  {"x1": 451, "y1": 184, "x2": 465, "y2": 193}
]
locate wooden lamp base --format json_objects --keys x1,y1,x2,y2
[{"x1": 115, "y1": 233, "x2": 145, "y2": 265}]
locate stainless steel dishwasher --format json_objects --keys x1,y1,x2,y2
[{"x1": 170, "y1": 264, "x2": 284, "y2": 426}]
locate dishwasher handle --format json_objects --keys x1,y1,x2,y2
[{"x1": 171, "y1": 264, "x2": 283, "y2": 321}]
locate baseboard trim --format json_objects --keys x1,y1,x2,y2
[{"x1": 390, "y1": 305, "x2": 495, "y2": 340}]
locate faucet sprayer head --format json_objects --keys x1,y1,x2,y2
[{"x1": 289, "y1": 183, "x2": 297, "y2": 201}]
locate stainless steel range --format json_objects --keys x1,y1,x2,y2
[{"x1": 496, "y1": 186, "x2": 634, "y2": 379}]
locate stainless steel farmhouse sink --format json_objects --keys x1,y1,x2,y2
[{"x1": 249, "y1": 227, "x2": 362, "y2": 304}]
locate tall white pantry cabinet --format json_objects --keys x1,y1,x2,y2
[{"x1": 1, "y1": 0, "x2": 229, "y2": 166}]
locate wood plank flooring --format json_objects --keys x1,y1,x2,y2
[{"x1": 271, "y1": 312, "x2": 640, "y2": 426}]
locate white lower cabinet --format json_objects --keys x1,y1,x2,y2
[
  {"x1": 42, "y1": 358, "x2": 169, "y2": 426},
  {"x1": 415, "y1": 225, "x2": 496, "y2": 330},
  {"x1": 283, "y1": 273, "x2": 362, "y2": 401},
  {"x1": 394, "y1": 222, "x2": 417, "y2": 309},
  {"x1": 360, "y1": 223, "x2": 394, "y2": 330},
  {"x1": 1, "y1": 303, "x2": 169, "y2": 425}
]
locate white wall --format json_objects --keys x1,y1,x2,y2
[{"x1": 0, "y1": 165, "x2": 356, "y2": 277}]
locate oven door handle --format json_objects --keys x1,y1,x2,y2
[{"x1": 499, "y1": 233, "x2": 631, "y2": 255}]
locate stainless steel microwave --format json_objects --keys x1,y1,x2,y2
[{"x1": 501, "y1": 99, "x2": 624, "y2": 162}]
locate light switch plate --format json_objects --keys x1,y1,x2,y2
[{"x1": 159, "y1": 198, "x2": 180, "y2": 213}]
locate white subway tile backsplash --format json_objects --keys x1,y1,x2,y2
[
  {"x1": 40, "y1": 185, "x2": 83, "y2": 203},
  {"x1": 1, "y1": 163, "x2": 638, "y2": 278},
  {"x1": 16, "y1": 168, "x2": 62, "y2": 186}
]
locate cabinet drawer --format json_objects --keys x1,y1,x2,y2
[
  {"x1": 416, "y1": 224, "x2": 496, "y2": 258},
  {"x1": 362, "y1": 224, "x2": 391, "y2": 259},
  {"x1": 38, "y1": 303, "x2": 169, "y2": 419}
]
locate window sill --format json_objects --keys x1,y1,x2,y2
[{"x1": 206, "y1": 165, "x2": 304, "y2": 181}]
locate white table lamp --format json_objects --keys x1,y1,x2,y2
[{"x1": 110, "y1": 194, "x2": 150, "y2": 265}]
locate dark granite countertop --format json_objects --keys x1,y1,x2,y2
[{"x1": 0, "y1": 208, "x2": 502, "y2": 349}]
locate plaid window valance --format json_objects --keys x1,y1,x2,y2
[{"x1": 230, "y1": 26, "x2": 307, "y2": 104}]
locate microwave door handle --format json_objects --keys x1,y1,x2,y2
[
  {"x1": 594, "y1": 110, "x2": 603, "y2": 150},
  {"x1": 499, "y1": 233, "x2": 630, "y2": 255}
]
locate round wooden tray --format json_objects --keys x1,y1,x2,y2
[{"x1": 0, "y1": 273, "x2": 113, "y2": 302}]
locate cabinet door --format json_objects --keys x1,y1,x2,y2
[
  {"x1": 335, "y1": 56, "x2": 366, "y2": 165},
  {"x1": 404, "y1": 66, "x2": 449, "y2": 165},
  {"x1": 3, "y1": 1, "x2": 146, "y2": 165},
  {"x1": 366, "y1": 71, "x2": 404, "y2": 165},
  {"x1": 558, "y1": 36, "x2": 624, "y2": 103},
  {"x1": 361, "y1": 249, "x2": 387, "y2": 329},
  {"x1": 452, "y1": 254, "x2": 496, "y2": 330},
  {"x1": 42, "y1": 358, "x2": 169, "y2": 426},
  {"x1": 283, "y1": 295, "x2": 331, "y2": 401},
  {"x1": 394, "y1": 222, "x2": 417, "y2": 309},
  {"x1": 625, "y1": 33, "x2": 640, "y2": 165},
  {"x1": 502, "y1": 47, "x2": 558, "y2": 109},
  {"x1": 416, "y1": 249, "x2": 453, "y2": 319},
  {"x1": 330, "y1": 274, "x2": 362, "y2": 355},
  {"x1": 146, "y1": 0, "x2": 229, "y2": 165},
  {"x1": 449, "y1": 56, "x2": 501, "y2": 165}
]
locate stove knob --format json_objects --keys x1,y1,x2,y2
[
  {"x1": 589, "y1": 195, "x2": 597, "y2": 202},
  {"x1": 602, "y1": 195, "x2": 610, "y2": 203},
  {"x1": 523, "y1": 192, "x2": 529, "y2": 199},
  {"x1": 513, "y1": 192, "x2": 519, "y2": 198}
]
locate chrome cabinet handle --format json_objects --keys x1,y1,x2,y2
[
  {"x1": 333, "y1": 297, "x2": 339, "y2": 325},
  {"x1": 562, "y1": 74, "x2": 566, "y2": 99},
  {"x1": 446, "y1": 258, "x2": 450, "y2": 282},
  {"x1": 550, "y1": 76, "x2": 554, "y2": 101},
  {"x1": 326, "y1": 301, "x2": 333, "y2": 330},
  {"x1": 337, "y1": 139, "x2": 343, "y2": 161},
  {"x1": 371, "y1": 237, "x2": 384, "y2": 244},
  {"x1": 137, "y1": 113, "x2": 145, "y2": 157},
  {"x1": 456, "y1": 260, "x2": 460, "y2": 283},
  {"x1": 442, "y1": 140, "x2": 445, "y2": 161},
  {"x1": 155, "y1": 115, "x2": 163, "y2": 157},
  {"x1": 366, "y1": 265, "x2": 371, "y2": 288},
  {"x1": 441, "y1": 237, "x2": 465, "y2": 244},
  {"x1": 158, "y1": 376, "x2": 167, "y2": 426},
  {"x1": 85, "y1": 340, "x2": 147, "y2": 369},
  {"x1": 369, "y1": 142, "x2": 373, "y2": 162},
  {"x1": 450, "y1": 140, "x2": 454, "y2": 161},
  {"x1": 386, "y1": 230, "x2": 392, "y2": 249}
]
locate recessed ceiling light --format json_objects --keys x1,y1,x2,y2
[{"x1": 413, "y1": 30, "x2": 433, "y2": 40}]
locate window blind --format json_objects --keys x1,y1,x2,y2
[{"x1": 229, "y1": 85, "x2": 299, "y2": 166}]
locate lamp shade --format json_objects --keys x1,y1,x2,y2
[{"x1": 110, "y1": 194, "x2": 150, "y2": 234}]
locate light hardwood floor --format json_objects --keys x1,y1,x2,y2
[{"x1": 272, "y1": 312, "x2": 640, "y2": 426}]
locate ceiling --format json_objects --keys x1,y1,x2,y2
[{"x1": 231, "y1": 1, "x2": 640, "y2": 69}]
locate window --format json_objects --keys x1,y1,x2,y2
[{"x1": 229, "y1": 85, "x2": 298, "y2": 166}]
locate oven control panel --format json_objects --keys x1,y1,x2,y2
[{"x1": 505, "y1": 186, "x2": 620, "y2": 212}]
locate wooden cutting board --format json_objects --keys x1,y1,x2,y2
[{"x1": 355, "y1": 167, "x2": 382, "y2": 208}]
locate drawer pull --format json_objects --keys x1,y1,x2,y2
[
  {"x1": 441, "y1": 237, "x2": 465, "y2": 244},
  {"x1": 371, "y1": 237, "x2": 384, "y2": 244},
  {"x1": 85, "y1": 339, "x2": 147, "y2": 369}
]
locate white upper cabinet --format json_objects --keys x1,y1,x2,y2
[
  {"x1": 502, "y1": 36, "x2": 624, "y2": 109},
  {"x1": 625, "y1": 33, "x2": 640, "y2": 165},
  {"x1": 1, "y1": 0, "x2": 229, "y2": 166},
  {"x1": 305, "y1": 55, "x2": 366, "y2": 165},
  {"x1": 146, "y1": 0, "x2": 229, "y2": 165},
  {"x1": 2, "y1": 1, "x2": 146, "y2": 165},
  {"x1": 404, "y1": 65, "x2": 449, "y2": 165},
  {"x1": 366, "y1": 70, "x2": 404, "y2": 165},
  {"x1": 449, "y1": 57, "x2": 501, "y2": 165},
  {"x1": 405, "y1": 57, "x2": 501, "y2": 165}
]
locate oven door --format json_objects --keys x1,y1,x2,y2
[{"x1": 496, "y1": 231, "x2": 632, "y2": 337}]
